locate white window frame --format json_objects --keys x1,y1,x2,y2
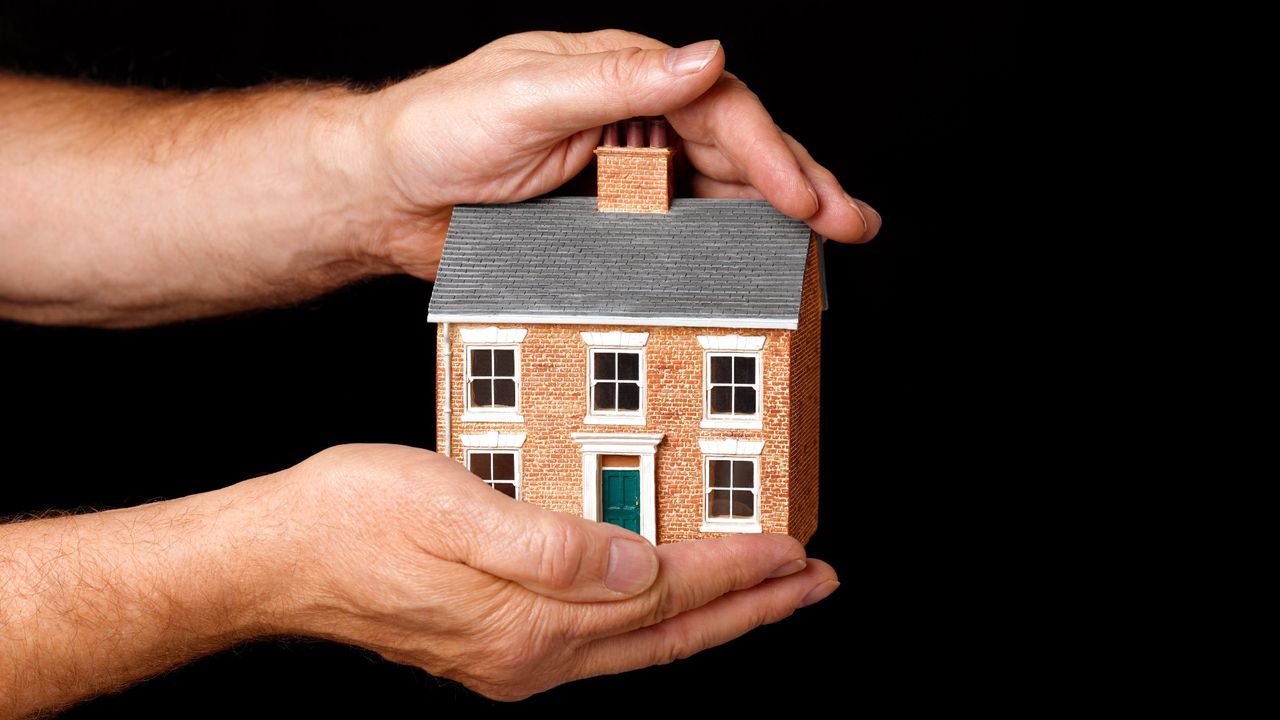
[
  {"x1": 462, "y1": 339, "x2": 524, "y2": 423},
  {"x1": 700, "y1": 455, "x2": 762, "y2": 534},
  {"x1": 581, "y1": 331, "x2": 649, "y2": 426},
  {"x1": 701, "y1": 351, "x2": 763, "y2": 430},
  {"x1": 465, "y1": 448, "x2": 522, "y2": 500}
]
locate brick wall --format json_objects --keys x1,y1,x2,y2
[
  {"x1": 787, "y1": 236, "x2": 823, "y2": 544},
  {"x1": 594, "y1": 146, "x2": 674, "y2": 214},
  {"x1": 437, "y1": 322, "x2": 797, "y2": 543}
]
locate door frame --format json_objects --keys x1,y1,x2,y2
[{"x1": 570, "y1": 432, "x2": 664, "y2": 544}]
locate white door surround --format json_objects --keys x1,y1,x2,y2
[{"x1": 570, "y1": 432, "x2": 664, "y2": 544}]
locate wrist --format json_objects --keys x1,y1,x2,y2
[
  {"x1": 304, "y1": 86, "x2": 451, "y2": 280},
  {"x1": 192, "y1": 473, "x2": 315, "y2": 640}
]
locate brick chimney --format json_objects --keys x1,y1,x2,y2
[{"x1": 595, "y1": 117, "x2": 675, "y2": 214}]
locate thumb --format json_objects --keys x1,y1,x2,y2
[
  {"x1": 446, "y1": 481, "x2": 660, "y2": 602},
  {"x1": 525, "y1": 39, "x2": 724, "y2": 133}
]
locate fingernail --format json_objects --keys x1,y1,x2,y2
[
  {"x1": 666, "y1": 39, "x2": 721, "y2": 75},
  {"x1": 798, "y1": 580, "x2": 840, "y2": 608},
  {"x1": 846, "y1": 193, "x2": 882, "y2": 241},
  {"x1": 766, "y1": 558, "x2": 807, "y2": 579},
  {"x1": 806, "y1": 183, "x2": 820, "y2": 213},
  {"x1": 606, "y1": 537, "x2": 658, "y2": 594}
]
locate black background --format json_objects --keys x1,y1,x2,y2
[{"x1": 1, "y1": 1, "x2": 1025, "y2": 714}]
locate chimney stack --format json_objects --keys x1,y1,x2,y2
[{"x1": 595, "y1": 117, "x2": 675, "y2": 214}]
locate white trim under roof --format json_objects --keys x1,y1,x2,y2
[{"x1": 428, "y1": 313, "x2": 797, "y2": 330}]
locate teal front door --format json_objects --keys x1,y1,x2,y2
[{"x1": 601, "y1": 469, "x2": 641, "y2": 533}]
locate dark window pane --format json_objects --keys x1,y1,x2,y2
[
  {"x1": 492, "y1": 453, "x2": 515, "y2": 480},
  {"x1": 471, "y1": 453, "x2": 492, "y2": 480},
  {"x1": 471, "y1": 349, "x2": 492, "y2": 377},
  {"x1": 709, "y1": 489, "x2": 731, "y2": 518},
  {"x1": 492, "y1": 482, "x2": 517, "y2": 499},
  {"x1": 734, "y1": 387, "x2": 757, "y2": 414},
  {"x1": 710, "y1": 386, "x2": 733, "y2": 413},
  {"x1": 710, "y1": 356, "x2": 732, "y2": 383},
  {"x1": 472, "y1": 379, "x2": 493, "y2": 407},
  {"x1": 595, "y1": 352, "x2": 615, "y2": 380},
  {"x1": 493, "y1": 379, "x2": 516, "y2": 407},
  {"x1": 734, "y1": 356, "x2": 755, "y2": 384},
  {"x1": 732, "y1": 461, "x2": 755, "y2": 488},
  {"x1": 493, "y1": 349, "x2": 515, "y2": 376},
  {"x1": 731, "y1": 490, "x2": 755, "y2": 518},
  {"x1": 594, "y1": 382, "x2": 616, "y2": 410},
  {"x1": 617, "y1": 352, "x2": 639, "y2": 381},
  {"x1": 710, "y1": 460, "x2": 732, "y2": 487},
  {"x1": 618, "y1": 382, "x2": 640, "y2": 410}
]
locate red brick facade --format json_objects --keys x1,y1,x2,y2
[
  {"x1": 435, "y1": 236, "x2": 823, "y2": 545},
  {"x1": 594, "y1": 146, "x2": 675, "y2": 214}
]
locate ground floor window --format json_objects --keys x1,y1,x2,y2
[
  {"x1": 705, "y1": 458, "x2": 757, "y2": 521},
  {"x1": 468, "y1": 450, "x2": 519, "y2": 499}
]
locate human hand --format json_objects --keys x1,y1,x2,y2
[
  {"x1": 254, "y1": 444, "x2": 837, "y2": 700},
  {"x1": 347, "y1": 30, "x2": 880, "y2": 279}
]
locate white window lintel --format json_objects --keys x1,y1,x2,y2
[
  {"x1": 697, "y1": 334, "x2": 766, "y2": 351},
  {"x1": 460, "y1": 431, "x2": 527, "y2": 448},
  {"x1": 460, "y1": 326, "x2": 528, "y2": 344},
  {"x1": 581, "y1": 330, "x2": 649, "y2": 347},
  {"x1": 698, "y1": 439, "x2": 764, "y2": 456}
]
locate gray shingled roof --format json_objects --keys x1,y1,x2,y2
[{"x1": 427, "y1": 197, "x2": 814, "y2": 329}]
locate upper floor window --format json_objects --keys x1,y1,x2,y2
[
  {"x1": 708, "y1": 354, "x2": 758, "y2": 416},
  {"x1": 580, "y1": 331, "x2": 649, "y2": 426},
  {"x1": 469, "y1": 347, "x2": 517, "y2": 409},
  {"x1": 698, "y1": 335, "x2": 766, "y2": 430},
  {"x1": 459, "y1": 327, "x2": 527, "y2": 423}
]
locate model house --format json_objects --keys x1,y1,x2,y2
[{"x1": 427, "y1": 118, "x2": 825, "y2": 544}]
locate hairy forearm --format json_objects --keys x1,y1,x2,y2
[
  {"x1": 0, "y1": 478, "x2": 294, "y2": 717},
  {"x1": 0, "y1": 72, "x2": 398, "y2": 327}
]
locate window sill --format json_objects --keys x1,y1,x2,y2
[
  {"x1": 583, "y1": 415, "x2": 646, "y2": 426},
  {"x1": 460, "y1": 411, "x2": 525, "y2": 423},
  {"x1": 700, "y1": 418, "x2": 763, "y2": 430},
  {"x1": 699, "y1": 521, "x2": 763, "y2": 534}
]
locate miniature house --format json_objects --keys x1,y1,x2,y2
[{"x1": 428, "y1": 117, "x2": 825, "y2": 544}]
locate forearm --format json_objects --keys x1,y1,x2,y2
[
  {"x1": 0, "y1": 73, "x2": 401, "y2": 327},
  {"x1": 0, "y1": 477, "x2": 294, "y2": 717}
]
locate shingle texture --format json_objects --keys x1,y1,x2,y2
[{"x1": 427, "y1": 197, "x2": 813, "y2": 325}]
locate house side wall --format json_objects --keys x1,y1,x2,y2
[
  {"x1": 440, "y1": 323, "x2": 793, "y2": 543},
  {"x1": 787, "y1": 236, "x2": 823, "y2": 544}
]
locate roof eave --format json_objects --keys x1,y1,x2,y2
[{"x1": 426, "y1": 313, "x2": 798, "y2": 331}]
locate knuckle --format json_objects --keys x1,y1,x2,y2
[
  {"x1": 598, "y1": 46, "x2": 646, "y2": 88},
  {"x1": 655, "y1": 632, "x2": 701, "y2": 666},
  {"x1": 533, "y1": 521, "x2": 592, "y2": 591}
]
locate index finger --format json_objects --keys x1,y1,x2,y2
[{"x1": 667, "y1": 73, "x2": 820, "y2": 220}]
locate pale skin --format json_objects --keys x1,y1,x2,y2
[{"x1": 0, "y1": 30, "x2": 877, "y2": 716}]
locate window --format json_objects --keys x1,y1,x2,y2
[
  {"x1": 698, "y1": 336, "x2": 765, "y2": 430},
  {"x1": 588, "y1": 349, "x2": 644, "y2": 420},
  {"x1": 459, "y1": 327, "x2": 525, "y2": 423},
  {"x1": 706, "y1": 458, "x2": 757, "y2": 522},
  {"x1": 708, "y1": 354, "x2": 759, "y2": 416},
  {"x1": 467, "y1": 346, "x2": 518, "y2": 412},
  {"x1": 468, "y1": 450, "x2": 519, "y2": 499}
]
